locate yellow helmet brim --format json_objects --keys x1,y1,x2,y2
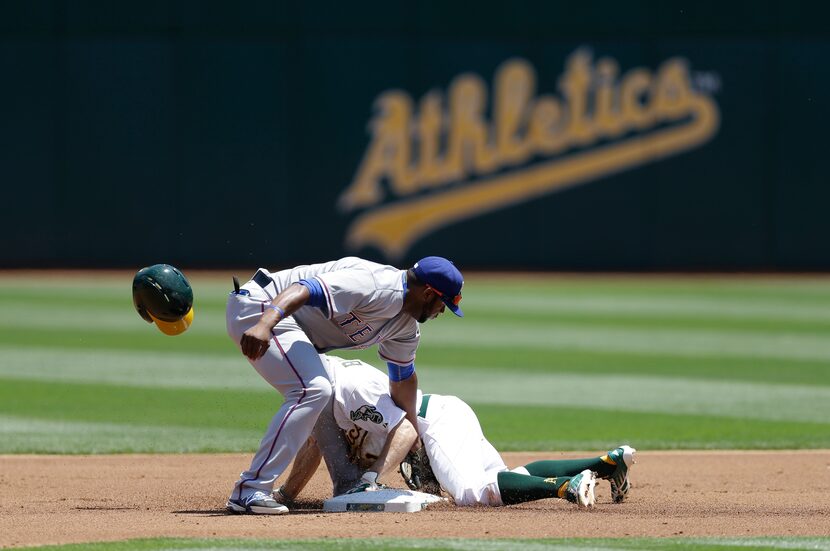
[{"x1": 149, "y1": 307, "x2": 194, "y2": 336}]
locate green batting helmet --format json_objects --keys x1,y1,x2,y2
[{"x1": 132, "y1": 264, "x2": 194, "y2": 336}]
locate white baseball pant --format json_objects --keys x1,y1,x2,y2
[
  {"x1": 420, "y1": 395, "x2": 508, "y2": 506},
  {"x1": 225, "y1": 283, "x2": 333, "y2": 501}
]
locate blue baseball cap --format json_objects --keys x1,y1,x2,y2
[{"x1": 412, "y1": 256, "x2": 464, "y2": 317}]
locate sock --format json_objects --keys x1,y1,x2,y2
[
  {"x1": 522, "y1": 455, "x2": 616, "y2": 479},
  {"x1": 496, "y1": 471, "x2": 573, "y2": 505}
]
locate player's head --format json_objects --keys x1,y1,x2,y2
[
  {"x1": 405, "y1": 256, "x2": 464, "y2": 322},
  {"x1": 132, "y1": 264, "x2": 194, "y2": 335}
]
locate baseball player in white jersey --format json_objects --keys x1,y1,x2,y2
[
  {"x1": 279, "y1": 356, "x2": 636, "y2": 509},
  {"x1": 225, "y1": 256, "x2": 464, "y2": 514}
]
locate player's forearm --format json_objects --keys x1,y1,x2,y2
[
  {"x1": 259, "y1": 283, "x2": 310, "y2": 328},
  {"x1": 369, "y1": 418, "x2": 417, "y2": 479},
  {"x1": 389, "y1": 373, "x2": 419, "y2": 440},
  {"x1": 280, "y1": 437, "x2": 322, "y2": 500},
  {"x1": 240, "y1": 283, "x2": 311, "y2": 360}
]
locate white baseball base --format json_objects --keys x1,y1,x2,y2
[{"x1": 323, "y1": 488, "x2": 445, "y2": 513}]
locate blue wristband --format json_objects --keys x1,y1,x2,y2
[
  {"x1": 265, "y1": 304, "x2": 286, "y2": 318},
  {"x1": 387, "y1": 362, "x2": 415, "y2": 382}
]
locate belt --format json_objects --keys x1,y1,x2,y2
[
  {"x1": 418, "y1": 394, "x2": 431, "y2": 418},
  {"x1": 250, "y1": 269, "x2": 280, "y2": 299},
  {"x1": 253, "y1": 270, "x2": 273, "y2": 289}
]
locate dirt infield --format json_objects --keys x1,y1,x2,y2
[{"x1": 2, "y1": 451, "x2": 829, "y2": 548}]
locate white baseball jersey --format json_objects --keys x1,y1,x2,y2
[
  {"x1": 326, "y1": 356, "x2": 421, "y2": 440},
  {"x1": 260, "y1": 257, "x2": 420, "y2": 365},
  {"x1": 324, "y1": 356, "x2": 508, "y2": 506}
]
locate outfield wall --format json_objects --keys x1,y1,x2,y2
[{"x1": 1, "y1": 1, "x2": 828, "y2": 270}]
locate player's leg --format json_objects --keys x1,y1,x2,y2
[
  {"x1": 228, "y1": 324, "x2": 332, "y2": 510},
  {"x1": 311, "y1": 396, "x2": 364, "y2": 496},
  {"x1": 519, "y1": 456, "x2": 614, "y2": 478},
  {"x1": 496, "y1": 470, "x2": 596, "y2": 507},
  {"x1": 516, "y1": 445, "x2": 636, "y2": 503},
  {"x1": 228, "y1": 327, "x2": 332, "y2": 511},
  {"x1": 277, "y1": 436, "x2": 322, "y2": 504},
  {"x1": 226, "y1": 292, "x2": 333, "y2": 513},
  {"x1": 476, "y1": 435, "x2": 595, "y2": 507}
]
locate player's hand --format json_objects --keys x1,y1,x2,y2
[
  {"x1": 409, "y1": 438, "x2": 423, "y2": 453},
  {"x1": 240, "y1": 323, "x2": 273, "y2": 360}
]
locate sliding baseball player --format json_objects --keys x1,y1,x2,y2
[{"x1": 279, "y1": 356, "x2": 636, "y2": 508}]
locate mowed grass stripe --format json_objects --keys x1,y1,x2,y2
[
  {"x1": 10, "y1": 280, "x2": 830, "y2": 316},
  {"x1": 8, "y1": 339, "x2": 830, "y2": 393},
  {"x1": 418, "y1": 368, "x2": 830, "y2": 423},
  {"x1": 0, "y1": 379, "x2": 276, "y2": 430},
  {"x1": 0, "y1": 275, "x2": 235, "y2": 298},
  {"x1": 11, "y1": 536, "x2": 830, "y2": 551},
  {"x1": 5, "y1": 315, "x2": 830, "y2": 365},
  {"x1": 0, "y1": 302, "x2": 228, "y2": 338},
  {"x1": 422, "y1": 320, "x2": 830, "y2": 362},
  {"x1": 3, "y1": 332, "x2": 830, "y2": 388},
  {"x1": 2, "y1": 350, "x2": 829, "y2": 423},
  {"x1": 0, "y1": 327, "x2": 233, "y2": 355},
  {"x1": 0, "y1": 342, "x2": 830, "y2": 421},
  {"x1": 0, "y1": 347, "x2": 266, "y2": 390},
  {"x1": 0, "y1": 415, "x2": 261, "y2": 453},
  {"x1": 1, "y1": 402, "x2": 826, "y2": 453},
  {"x1": 488, "y1": 311, "x2": 830, "y2": 336},
  {"x1": 5, "y1": 273, "x2": 830, "y2": 317},
  {"x1": 0, "y1": 374, "x2": 830, "y2": 447},
  {"x1": 411, "y1": 346, "x2": 830, "y2": 385},
  {"x1": 0, "y1": 302, "x2": 174, "y2": 330},
  {"x1": 3, "y1": 339, "x2": 828, "y2": 390},
  {"x1": 7, "y1": 283, "x2": 830, "y2": 327},
  {"x1": 5, "y1": 277, "x2": 830, "y2": 369},
  {"x1": 471, "y1": 293, "x2": 830, "y2": 323},
  {"x1": 8, "y1": 302, "x2": 830, "y2": 339},
  {"x1": 468, "y1": 275, "x2": 830, "y2": 300},
  {"x1": 474, "y1": 404, "x2": 830, "y2": 451}
]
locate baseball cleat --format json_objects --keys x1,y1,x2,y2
[
  {"x1": 565, "y1": 469, "x2": 597, "y2": 508},
  {"x1": 605, "y1": 445, "x2": 637, "y2": 503},
  {"x1": 226, "y1": 490, "x2": 288, "y2": 515}
]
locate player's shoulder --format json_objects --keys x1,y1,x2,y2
[
  {"x1": 330, "y1": 257, "x2": 406, "y2": 295},
  {"x1": 330, "y1": 256, "x2": 383, "y2": 270},
  {"x1": 333, "y1": 256, "x2": 401, "y2": 277},
  {"x1": 280, "y1": 257, "x2": 381, "y2": 277}
]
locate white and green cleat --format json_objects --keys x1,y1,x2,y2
[
  {"x1": 605, "y1": 445, "x2": 637, "y2": 503},
  {"x1": 565, "y1": 469, "x2": 597, "y2": 508}
]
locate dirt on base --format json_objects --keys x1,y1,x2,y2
[{"x1": 1, "y1": 451, "x2": 829, "y2": 548}]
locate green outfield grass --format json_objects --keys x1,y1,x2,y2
[
  {"x1": 18, "y1": 536, "x2": 830, "y2": 551},
  {"x1": 1, "y1": 272, "x2": 829, "y2": 453}
]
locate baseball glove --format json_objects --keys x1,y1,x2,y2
[{"x1": 399, "y1": 447, "x2": 441, "y2": 495}]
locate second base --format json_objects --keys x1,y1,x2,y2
[{"x1": 323, "y1": 488, "x2": 445, "y2": 513}]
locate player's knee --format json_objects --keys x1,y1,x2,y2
[{"x1": 306, "y1": 375, "x2": 333, "y2": 404}]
